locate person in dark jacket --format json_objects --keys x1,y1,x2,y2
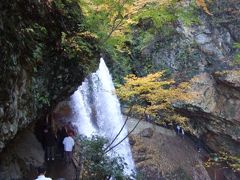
[{"x1": 43, "y1": 126, "x2": 56, "y2": 161}]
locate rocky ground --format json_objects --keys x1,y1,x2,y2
[
  {"x1": 47, "y1": 160, "x2": 76, "y2": 180},
  {"x1": 127, "y1": 117, "x2": 211, "y2": 180}
]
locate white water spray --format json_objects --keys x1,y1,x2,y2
[{"x1": 70, "y1": 58, "x2": 135, "y2": 175}]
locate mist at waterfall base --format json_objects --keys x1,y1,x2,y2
[{"x1": 70, "y1": 58, "x2": 135, "y2": 176}]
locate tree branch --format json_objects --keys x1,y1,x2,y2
[
  {"x1": 104, "y1": 108, "x2": 147, "y2": 154},
  {"x1": 103, "y1": 105, "x2": 133, "y2": 152}
]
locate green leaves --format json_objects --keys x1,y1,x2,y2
[
  {"x1": 233, "y1": 42, "x2": 240, "y2": 65},
  {"x1": 134, "y1": 2, "x2": 175, "y2": 29},
  {"x1": 79, "y1": 136, "x2": 128, "y2": 179},
  {"x1": 77, "y1": 0, "x2": 202, "y2": 84},
  {"x1": 176, "y1": 2, "x2": 200, "y2": 26}
]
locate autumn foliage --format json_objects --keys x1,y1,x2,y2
[
  {"x1": 117, "y1": 72, "x2": 193, "y2": 127},
  {"x1": 196, "y1": 0, "x2": 212, "y2": 15},
  {"x1": 78, "y1": 0, "x2": 207, "y2": 43}
]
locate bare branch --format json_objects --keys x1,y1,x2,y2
[
  {"x1": 104, "y1": 108, "x2": 147, "y2": 154},
  {"x1": 104, "y1": 105, "x2": 133, "y2": 152}
]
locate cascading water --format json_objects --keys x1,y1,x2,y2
[
  {"x1": 70, "y1": 58, "x2": 135, "y2": 175},
  {"x1": 70, "y1": 81, "x2": 96, "y2": 137}
]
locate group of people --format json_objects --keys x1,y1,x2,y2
[
  {"x1": 35, "y1": 129, "x2": 74, "y2": 180},
  {"x1": 42, "y1": 124, "x2": 75, "y2": 163},
  {"x1": 176, "y1": 124, "x2": 185, "y2": 138},
  {"x1": 35, "y1": 112, "x2": 76, "y2": 180},
  {"x1": 176, "y1": 125, "x2": 202, "y2": 152}
]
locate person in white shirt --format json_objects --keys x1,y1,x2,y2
[
  {"x1": 181, "y1": 128, "x2": 185, "y2": 139},
  {"x1": 35, "y1": 166, "x2": 52, "y2": 180},
  {"x1": 176, "y1": 125, "x2": 180, "y2": 134},
  {"x1": 63, "y1": 132, "x2": 75, "y2": 163}
]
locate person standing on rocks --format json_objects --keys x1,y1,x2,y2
[
  {"x1": 176, "y1": 125, "x2": 180, "y2": 134},
  {"x1": 35, "y1": 166, "x2": 52, "y2": 180},
  {"x1": 63, "y1": 131, "x2": 75, "y2": 164},
  {"x1": 181, "y1": 128, "x2": 185, "y2": 138}
]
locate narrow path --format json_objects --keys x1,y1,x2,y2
[
  {"x1": 125, "y1": 116, "x2": 175, "y2": 136},
  {"x1": 46, "y1": 159, "x2": 76, "y2": 180}
]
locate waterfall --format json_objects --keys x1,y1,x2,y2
[
  {"x1": 70, "y1": 58, "x2": 135, "y2": 175},
  {"x1": 70, "y1": 81, "x2": 96, "y2": 137}
]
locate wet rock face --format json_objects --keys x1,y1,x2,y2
[
  {"x1": 140, "y1": 128, "x2": 154, "y2": 138},
  {"x1": 130, "y1": 131, "x2": 211, "y2": 180}
]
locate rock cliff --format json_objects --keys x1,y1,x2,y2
[
  {"x1": 175, "y1": 71, "x2": 240, "y2": 156},
  {"x1": 132, "y1": 0, "x2": 240, "y2": 159}
]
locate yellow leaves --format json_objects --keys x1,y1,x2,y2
[
  {"x1": 118, "y1": 72, "x2": 175, "y2": 101},
  {"x1": 117, "y1": 71, "x2": 194, "y2": 126},
  {"x1": 117, "y1": 71, "x2": 190, "y2": 104},
  {"x1": 196, "y1": 0, "x2": 213, "y2": 15}
]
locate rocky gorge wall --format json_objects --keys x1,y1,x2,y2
[
  {"x1": 175, "y1": 71, "x2": 240, "y2": 156},
  {"x1": 132, "y1": 0, "x2": 240, "y2": 158}
]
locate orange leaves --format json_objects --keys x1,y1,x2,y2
[{"x1": 196, "y1": 0, "x2": 213, "y2": 15}]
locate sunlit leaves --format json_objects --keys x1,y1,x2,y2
[
  {"x1": 132, "y1": 0, "x2": 177, "y2": 29},
  {"x1": 78, "y1": 0, "x2": 133, "y2": 40},
  {"x1": 78, "y1": 0, "x2": 192, "y2": 43},
  {"x1": 117, "y1": 71, "x2": 192, "y2": 126}
]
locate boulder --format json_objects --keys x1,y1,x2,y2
[
  {"x1": 140, "y1": 128, "x2": 154, "y2": 138},
  {"x1": 128, "y1": 135, "x2": 136, "y2": 146},
  {"x1": 0, "y1": 128, "x2": 44, "y2": 179}
]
